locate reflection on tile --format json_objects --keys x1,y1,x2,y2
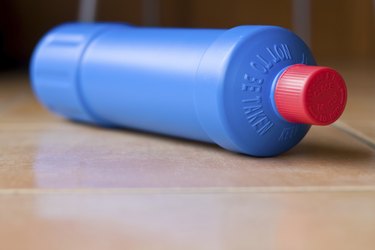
[
  {"x1": 0, "y1": 192, "x2": 375, "y2": 250},
  {"x1": 0, "y1": 116, "x2": 374, "y2": 188}
]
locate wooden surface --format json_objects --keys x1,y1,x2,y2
[{"x1": 0, "y1": 62, "x2": 374, "y2": 249}]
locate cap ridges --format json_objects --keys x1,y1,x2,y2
[{"x1": 274, "y1": 64, "x2": 347, "y2": 125}]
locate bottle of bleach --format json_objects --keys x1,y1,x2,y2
[{"x1": 30, "y1": 23, "x2": 347, "y2": 157}]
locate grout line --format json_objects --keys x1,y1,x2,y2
[
  {"x1": 0, "y1": 186, "x2": 375, "y2": 195},
  {"x1": 333, "y1": 120, "x2": 375, "y2": 151}
]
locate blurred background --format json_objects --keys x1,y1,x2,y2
[{"x1": 0, "y1": 0, "x2": 374, "y2": 71}]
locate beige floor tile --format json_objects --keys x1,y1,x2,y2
[{"x1": 0, "y1": 191, "x2": 374, "y2": 250}]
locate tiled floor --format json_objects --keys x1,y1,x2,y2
[{"x1": 0, "y1": 62, "x2": 374, "y2": 249}]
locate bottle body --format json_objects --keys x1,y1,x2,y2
[
  {"x1": 80, "y1": 26, "x2": 224, "y2": 142},
  {"x1": 31, "y1": 23, "x2": 317, "y2": 156}
]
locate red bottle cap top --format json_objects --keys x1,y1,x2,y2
[{"x1": 275, "y1": 64, "x2": 347, "y2": 125}]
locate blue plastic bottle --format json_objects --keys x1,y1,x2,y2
[{"x1": 30, "y1": 23, "x2": 347, "y2": 157}]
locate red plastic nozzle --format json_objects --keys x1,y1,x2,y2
[{"x1": 275, "y1": 64, "x2": 347, "y2": 125}]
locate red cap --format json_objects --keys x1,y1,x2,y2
[{"x1": 274, "y1": 64, "x2": 347, "y2": 125}]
